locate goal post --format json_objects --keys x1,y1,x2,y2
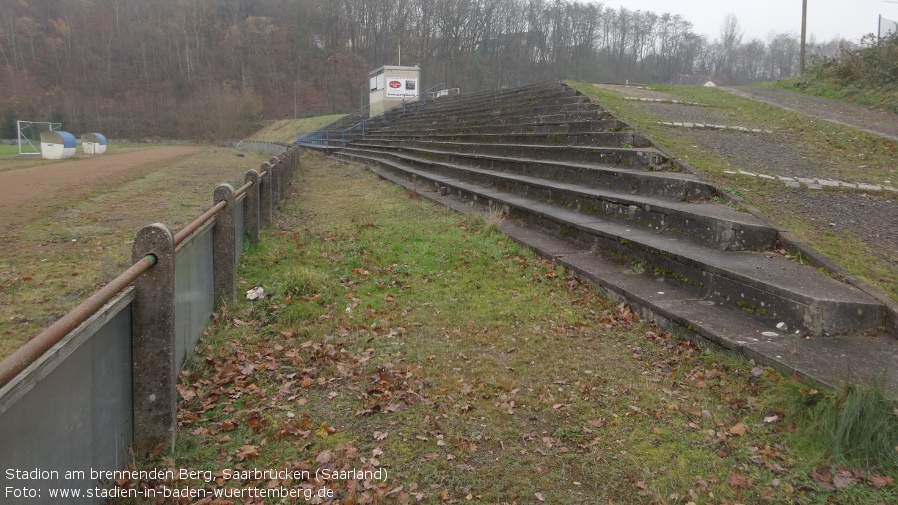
[{"x1": 17, "y1": 120, "x2": 62, "y2": 155}]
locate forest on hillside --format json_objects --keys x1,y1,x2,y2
[{"x1": 0, "y1": 0, "x2": 852, "y2": 140}]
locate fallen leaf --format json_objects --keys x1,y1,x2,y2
[
  {"x1": 587, "y1": 418, "x2": 606, "y2": 428},
  {"x1": 811, "y1": 464, "x2": 833, "y2": 483},
  {"x1": 727, "y1": 472, "x2": 751, "y2": 489},
  {"x1": 534, "y1": 492, "x2": 545, "y2": 502},
  {"x1": 869, "y1": 475, "x2": 893, "y2": 488},
  {"x1": 729, "y1": 423, "x2": 749, "y2": 436},
  {"x1": 833, "y1": 471, "x2": 855, "y2": 489},
  {"x1": 236, "y1": 445, "x2": 259, "y2": 461},
  {"x1": 317, "y1": 422, "x2": 337, "y2": 437},
  {"x1": 811, "y1": 465, "x2": 835, "y2": 490}
]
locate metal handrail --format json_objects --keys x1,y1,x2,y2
[
  {"x1": 0, "y1": 255, "x2": 157, "y2": 388},
  {"x1": 173, "y1": 201, "x2": 227, "y2": 247}
]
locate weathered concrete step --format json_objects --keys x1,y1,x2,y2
[
  {"x1": 345, "y1": 154, "x2": 884, "y2": 336},
  {"x1": 431, "y1": 100, "x2": 596, "y2": 117},
  {"x1": 409, "y1": 95, "x2": 589, "y2": 118},
  {"x1": 341, "y1": 148, "x2": 775, "y2": 251},
  {"x1": 346, "y1": 142, "x2": 692, "y2": 194},
  {"x1": 395, "y1": 93, "x2": 585, "y2": 122},
  {"x1": 370, "y1": 118, "x2": 629, "y2": 137},
  {"x1": 364, "y1": 128, "x2": 640, "y2": 148},
  {"x1": 399, "y1": 84, "x2": 582, "y2": 115},
  {"x1": 387, "y1": 95, "x2": 602, "y2": 123},
  {"x1": 383, "y1": 108, "x2": 612, "y2": 128},
  {"x1": 364, "y1": 161, "x2": 898, "y2": 394},
  {"x1": 356, "y1": 136, "x2": 667, "y2": 158}
]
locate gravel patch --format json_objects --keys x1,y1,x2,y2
[
  {"x1": 633, "y1": 102, "x2": 768, "y2": 130},
  {"x1": 599, "y1": 84, "x2": 898, "y2": 272},
  {"x1": 769, "y1": 190, "x2": 898, "y2": 262},
  {"x1": 684, "y1": 129, "x2": 846, "y2": 180}
]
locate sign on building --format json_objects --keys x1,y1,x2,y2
[{"x1": 385, "y1": 78, "x2": 418, "y2": 99}]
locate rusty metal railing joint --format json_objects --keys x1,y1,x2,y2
[{"x1": 0, "y1": 254, "x2": 157, "y2": 389}]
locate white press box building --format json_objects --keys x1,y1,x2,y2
[{"x1": 368, "y1": 65, "x2": 421, "y2": 117}]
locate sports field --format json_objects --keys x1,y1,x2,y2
[{"x1": 0, "y1": 142, "x2": 276, "y2": 359}]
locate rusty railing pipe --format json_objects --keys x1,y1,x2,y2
[
  {"x1": 173, "y1": 200, "x2": 227, "y2": 247},
  {"x1": 0, "y1": 254, "x2": 157, "y2": 389},
  {"x1": 235, "y1": 180, "x2": 254, "y2": 197}
]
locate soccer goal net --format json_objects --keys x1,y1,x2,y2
[{"x1": 17, "y1": 120, "x2": 62, "y2": 155}]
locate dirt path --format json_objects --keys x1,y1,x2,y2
[
  {"x1": 0, "y1": 146, "x2": 200, "y2": 231},
  {"x1": 724, "y1": 86, "x2": 898, "y2": 142}
]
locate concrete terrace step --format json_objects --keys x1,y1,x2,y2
[
  {"x1": 365, "y1": 128, "x2": 652, "y2": 148},
  {"x1": 417, "y1": 82, "x2": 576, "y2": 106},
  {"x1": 385, "y1": 109, "x2": 613, "y2": 128},
  {"x1": 370, "y1": 118, "x2": 630, "y2": 137},
  {"x1": 338, "y1": 148, "x2": 776, "y2": 251},
  {"x1": 365, "y1": 164, "x2": 898, "y2": 394},
  {"x1": 359, "y1": 132, "x2": 655, "y2": 152},
  {"x1": 346, "y1": 154, "x2": 884, "y2": 337},
  {"x1": 375, "y1": 112, "x2": 618, "y2": 132},
  {"x1": 309, "y1": 81, "x2": 893, "y2": 345},
  {"x1": 394, "y1": 85, "x2": 586, "y2": 118},
  {"x1": 348, "y1": 141, "x2": 685, "y2": 189}
]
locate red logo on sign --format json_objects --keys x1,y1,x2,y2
[{"x1": 388, "y1": 80, "x2": 402, "y2": 88}]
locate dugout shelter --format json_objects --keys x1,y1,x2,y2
[
  {"x1": 40, "y1": 131, "x2": 77, "y2": 159},
  {"x1": 81, "y1": 133, "x2": 107, "y2": 154}
]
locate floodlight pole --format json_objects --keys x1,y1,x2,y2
[{"x1": 800, "y1": 0, "x2": 807, "y2": 74}]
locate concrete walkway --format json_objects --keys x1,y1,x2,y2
[{"x1": 723, "y1": 86, "x2": 898, "y2": 143}]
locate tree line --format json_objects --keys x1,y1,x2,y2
[{"x1": 0, "y1": 0, "x2": 852, "y2": 140}]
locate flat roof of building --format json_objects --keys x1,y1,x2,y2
[{"x1": 369, "y1": 65, "x2": 420, "y2": 76}]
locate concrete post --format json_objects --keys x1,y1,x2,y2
[
  {"x1": 270, "y1": 157, "x2": 283, "y2": 204},
  {"x1": 212, "y1": 184, "x2": 236, "y2": 305},
  {"x1": 259, "y1": 162, "x2": 273, "y2": 228},
  {"x1": 280, "y1": 155, "x2": 289, "y2": 199},
  {"x1": 131, "y1": 223, "x2": 176, "y2": 457},
  {"x1": 244, "y1": 170, "x2": 260, "y2": 246},
  {"x1": 282, "y1": 151, "x2": 290, "y2": 183},
  {"x1": 269, "y1": 161, "x2": 280, "y2": 208},
  {"x1": 291, "y1": 147, "x2": 300, "y2": 182}
]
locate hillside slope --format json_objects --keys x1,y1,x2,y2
[{"x1": 774, "y1": 34, "x2": 898, "y2": 113}]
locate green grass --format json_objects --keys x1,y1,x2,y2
[
  {"x1": 768, "y1": 77, "x2": 898, "y2": 113},
  {"x1": 569, "y1": 81, "x2": 898, "y2": 303},
  {"x1": 252, "y1": 115, "x2": 346, "y2": 143},
  {"x1": 0, "y1": 144, "x2": 21, "y2": 157},
  {"x1": 111, "y1": 151, "x2": 898, "y2": 504},
  {"x1": 0, "y1": 145, "x2": 274, "y2": 360},
  {"x1": 770, "y1": 34, "x2": 898, "y2": 113},
  {"x1": 769, "y1": 378, "x2": 898, "y2": 471}
]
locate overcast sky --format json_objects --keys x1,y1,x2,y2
[{"x1": 596, "y1": 0, "x2": 898, "y2": 43}]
